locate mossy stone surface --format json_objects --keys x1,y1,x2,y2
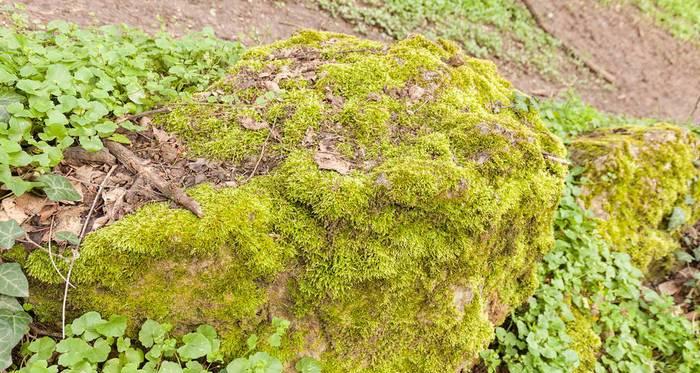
[
  {"x1": 570, "y1": 124, "x2": 700, "y2": 273},
  {"x1": 26, "y1": 31, "x2": 566, "y2": 371}
]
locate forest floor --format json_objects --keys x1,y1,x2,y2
[{"x1": 2, "y1": 0, "x2": 699, "y2": 123}]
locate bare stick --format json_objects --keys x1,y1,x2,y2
[
  {"x1": 29, "y1": 324, "x2": 63, "y2": 338},
  {"x1": 543, "y1": 152, "x2": 572, "y2": 165},
  {"x1": 246, "y1": 128, "x2": 273, "y2": 182},
  {"x1": 63, "y1": 147, "x2": 117, "y2": 165},
  {"x1": 688, "y1": 95, "x2": 700, "y2": 123},
  {"x1": 104, "y1": 141, "x2": 204, "y2": 217},
  {"x1": 61, "y1": 250, "x2": 77, "y2": 339},
  {"x1": 79, "y1": 165, "x2": 117, "y2": 242},
  {"x1": 116, "y1": 107, "x2": 171, "y2": 124},
  {"x1": 521, "y1": 0, "x2": 616, "y2": 85},
  {"x1": 47, "y1": 217, "x2": 75, "y2": 289}
]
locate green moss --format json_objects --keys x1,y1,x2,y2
[
  {"x1": 570, "y1": 124, "x2": 700, "y2": 272},
  {"x1": 566, "y1": 310, "x2": 602, "y2": 373},
  {"x1": 26, "y1": 31, "x2": 566, "y2": 371}
]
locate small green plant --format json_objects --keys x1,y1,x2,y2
[
  {"x1": 11, "y1": 312, "x2": 320, "y2": 373},
  {"x1": 480, "y1": 168, "x2": 700, "y2": 372},
  {"x1": 314, "y1": 0, "x2": 560, "y2": 72},
  {"x1": 0, "y1": 20, "x2": 242, "y2": 196}
]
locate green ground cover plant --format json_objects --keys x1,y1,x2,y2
[
  {"x1": 604, "y1": 0, "x2": 700, "y2": 41},
  {"x1": 314, "y1": 0, "x2": 560, "y2": 72},
  {"x1": 9, "y1": 311, "x2": 320, "y2": 373},
  {"x1": 479, "y1": 100, "x2": 700, "y2": 372},
  {"x1": 0, "y1": 19, "x2": 242, "y2": 196}
]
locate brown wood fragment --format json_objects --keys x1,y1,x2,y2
[
  {"x1": 63, "y1": 147, "x2": 117, "y2": 165},
  {"x1": 104, "y1": 141, "x2": 204, "y2": 218}
]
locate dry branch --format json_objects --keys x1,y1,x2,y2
[{"x1": 104, "y1": 141, "x2": 204, "y2": 218}]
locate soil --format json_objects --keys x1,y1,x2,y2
[{"x1": 3, "y1": 0, "x2": 698, "y2": 124}]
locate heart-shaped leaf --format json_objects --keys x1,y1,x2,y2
[
  {"x1": 0, "y1": 263, "x2": 29, "y2": 297},
  {"x1": 0, "y1": 220, "x2": 24, "y2": 250},
  {"x1": 37, "y1": 174, "x2": 81, "y2": 201}
]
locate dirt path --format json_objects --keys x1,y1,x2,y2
[
  {"x1": 525, "y1": 0, "x2": 700, "y2": 123},
  {"x1": 2, "y1": 0, "x2": 699, "y2": 123}
]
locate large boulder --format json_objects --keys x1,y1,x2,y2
[
  {"x1": 569, "y1": 124, "x2": 700, "y2": 272},
  {"x1": 25, "y1": 31, "x2": 566, "y2": 371}
]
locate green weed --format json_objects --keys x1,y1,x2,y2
[
  {"x1": 314, "y1": 0, "x2": 560, "y2": 72},
  {"x1": 604, "y1": 0, "x2": 700, "y2": 41}
]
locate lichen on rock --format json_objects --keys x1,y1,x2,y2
[
  {"x1": 569, "y1": 124, "x2": 700, "y2": 273},
  {"x1": 25, "y1": 31, "x2": 566, "y2": 371}
]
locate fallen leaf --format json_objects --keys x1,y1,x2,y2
[
  {"x1": 239, "y1": 117, "x2": 268, "y2": 130},
  {"x1": 408, "y1": 85, "x2": 425, "y2": 101},
  {"x1": 657, "y1": 280, "x2": 681, "y2": 296},
  {"x1": 53, "y1": 206, "x2": 84, "y2": 239},
  {"x1": 313, "y1": 152, "x2": 351, "y2": 175},
  {"x1": 0, "y1": 198, "x2": 28, "y2": 223}
]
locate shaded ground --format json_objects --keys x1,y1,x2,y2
[{"x1": 1, "y1": 0, "x2": 698, "y2": 123}]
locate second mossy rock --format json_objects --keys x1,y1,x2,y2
[{"x1": 27, "y1": 31, "x2": 566, "y2": 371}]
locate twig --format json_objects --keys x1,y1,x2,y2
[
  {"x1": 30, "y1": 324, "x2": 63, "y2": 338},
  {"x1": 47, "y1": 217, "x2": 75, "y2": 289},
  {"x1": 688, "y1": 95, "x2": 700, "y2": 123},
  {"x1": 79, "y1": 165, "x2": 117, "y2": 242},
  {"x1": 521, "y1": 0, "x2": 616, "y2": 85},
  {"x1": 104, "y1": 141, "x2": 204, "y2": 218},
  {"x1": 63, "y1": 147, "x2": 117, "y2": 165},
  {"x1": 116, "y1": 107, "x2": 171, "y2": 124},
  {"x1": 61, "y1": 250, "x2": 77, "y2": 339},
  {"x1": 543, "y1": 152, "x2": 572, "y2": 165},
  {"x1": 246, "y1": 127, "x2": 274, "y2": 182}
]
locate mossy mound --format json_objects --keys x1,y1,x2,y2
[
  {"x1": 570, "y1": 124, "x2": 700, "y2": 272},
  {"x1": 26, "y1": 31, "x2": 566, "y2": 371}
]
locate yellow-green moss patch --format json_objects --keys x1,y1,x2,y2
[
  {"x1": 26, "y1": 31, "x2": 566, "y2": 372},
  {"x1": 570, "y1": 124, "x2": 700, "y2": 272}
]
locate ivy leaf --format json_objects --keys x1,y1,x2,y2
[
  {"x1": 176, "y1": 332, "x2": 212, "y2": 361},
  {"x1": 55, "y1": 231, "x2": 80, "y2": 246},
  {"x1": 0, "y1": 310, "x2": 31, "y2": 370},
  {"x1": 0, "y1": 89, "x2": 23, "y2": 123},
  {"x1": 0, "y1": 295, "x2": 22, "y2": 312},
  {"x1": 295, "y1": 357, "x2": 321, "y2": 373},
  {"x1": 667, "y1": 207, "x2": 687, "y2": 231},
  {"x1": 0, "y1": 220, "x2": 25, "y2": 250},
  {"x1": 0, "y1": 262, "x2": 29, "y2": 297},
  {"x1": 37, "y1": 174, "x2": 81, "y2": 201}
]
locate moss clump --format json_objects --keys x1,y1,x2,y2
[
  {"x1": 26, "y1": 31, "x2": 566, "y2": 371},
  {"x1": 570, "y1": 124, "x2": 700, "y2": 272}
]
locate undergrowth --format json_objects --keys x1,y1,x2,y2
[
  {"x1": 0, "y1": 18, "x2": 242, "y2": 195},
  {"x1": 313, "y1": 0, "x2": 560, "y2": 74},
  {"x1": 480, "y1": 98, "x2": 700, "y2": 372},
  {"x1": 10, "y1": 311, "x2": 320, "y2": 373}
]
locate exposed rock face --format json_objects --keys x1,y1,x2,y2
[
  {"x1": 26, "y1": 31, "x2": 566, "y2": 371},
  {"x1": 570, "y1": 124, "x2": 700, "y2": 272}
]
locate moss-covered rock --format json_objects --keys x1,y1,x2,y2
[
  {"x1": 570, "y1": 124, "x2": 700, "y2": 273},
  {"x1": 26, "y1": 31, "x2": 566, "y2": 371}
]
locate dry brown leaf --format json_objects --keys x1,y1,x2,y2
[
  {"x1": 657, "y1": 280, "x2": 681, "y2": 296},
  {"x1": 152, "y1": 127, "x2": 174, "y2": 144},
  {"x1": 54, "y1": 206, "x2": 84, "y2": 238},
  {"x1": 15, "y1": 194, "x2": 47, "y2": 216},
  {"x1": 0, "y1": 198, "x2": 28, "y2": 223},
  {"x1": 408, "y1": 85, "x2": 426, "y2": 101},
  {"x1": 314, "y1": 151, "x2": 351, "y2": 175},
  {"x1": 239, "y1": 117, "x2": 269, "y2": 130}
]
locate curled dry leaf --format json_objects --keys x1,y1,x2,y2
[
  {"x1": 239, "y1": 117, "x2": 269, "y2": 131},
  {"x1": 657, "y1": 280, "x2": 681, "y2": 296},
  {"x1": 53, "y1": 206, "x2": 85, "y2": 239},
  {"x1": 313, "y1": 151, "x2": 352, "y2": 175}
]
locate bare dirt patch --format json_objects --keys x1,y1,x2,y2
[
  {"x1": 2, "y1": 0, "x2": 698, "y2": 122},
  {"x1": 525, "y1": 0, "x2": 700, "y2": 123}
]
